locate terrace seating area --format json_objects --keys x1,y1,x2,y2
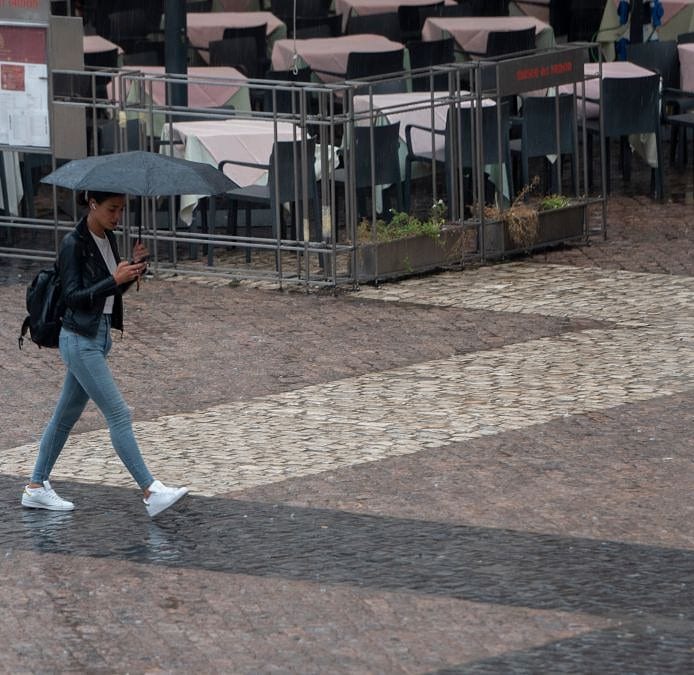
[{"x1": 4, "y1": 1, "x2": 694, "y2": 284}]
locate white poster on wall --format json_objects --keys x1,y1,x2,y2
[{"x1": 0, "y1": 23, "x2": 50, "y2": 149}]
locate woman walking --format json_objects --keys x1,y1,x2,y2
[{"x1": 21, "y1": 191, "x2": 188, "y2": 517}]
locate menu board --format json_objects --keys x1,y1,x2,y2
[{"x1": 0, "y1": 23, "x2": 50, "y2": 148}]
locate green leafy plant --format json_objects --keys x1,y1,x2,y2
[
  {"x1": 539, "y1": 194, "x2": 571, "y2": 211},
  {"x1": 357, "y1": 200, "x2": 447, "y2": 243}
]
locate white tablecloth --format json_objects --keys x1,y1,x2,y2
[
  {"x1": 0, "y1": 151, "x2": 23, "y2": 216},
  {"x1": 421, "y1": 15, "x2": 555, "y2": 54},
  {"x1": 187, "y1": 11, "x2": 287, "y2": 63},
  {"x1": 161, "y1": 118, "x2": 306, "y2": 223},
  {"x1": 271, "y1": 34, "x2": 404, "y2": 83},
  {"x1": 334, "y1": 0, "x2": 456, "y2": 32},
  {"x1": 561, "y1": 61, "x2": 660, "y2": 167}
]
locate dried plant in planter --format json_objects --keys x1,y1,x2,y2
[{"x1": 482, "y1": 176, "x2": 541, "y2": 249}]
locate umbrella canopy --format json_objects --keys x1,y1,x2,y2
[{"x1": 41, "y1": 150, "x2": 237, "y2": 196}]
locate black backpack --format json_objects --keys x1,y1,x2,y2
[{"x1": 18, "y1": 265, "x2": 65, "y2": 350}]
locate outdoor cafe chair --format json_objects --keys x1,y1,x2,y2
[
  {"x1": 627, "y1": 40, "x2": 694, "y2": 165},
  {"x1": 217, "y1": 138, "x2": 321, "y2": 261},
  {"x1": 585, "y1": 73, "x2": 664, "y2": 200},
  {"x1": 407, "y1": 37, "x2": 455, "y2": 91},
  {"x1": 403, "y1": 101, "x2": 512, "y2": 213},
  {"x1": 333, "y1": 121, "x2": 403, "y2": 219},
  {"x1": 346, "y1": 12, "x2": 403, "y2": 42},
  {"x1": 509, "y1": 93, "x2": 578, "y2": 195},
  {"x1": 398, "y1": 1, "x2": 444, "y2": 43}
]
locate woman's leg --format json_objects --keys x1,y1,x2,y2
[
  {"x1": 61, "y1": 318, "x2": 154, "y2": 490},
  {"x1": 30, "y1": 369, "x2": 89, "y2": 484}
]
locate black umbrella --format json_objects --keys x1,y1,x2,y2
[{"x1": 41, "y1": 150, "x2": 236, "y2": 197}]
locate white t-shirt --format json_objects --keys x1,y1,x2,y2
[{"x1": 90, "y1": 232, "x2": 116, "y2": 315}]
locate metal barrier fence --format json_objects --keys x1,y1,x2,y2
[{"x1": 0, "y1": 44, "x2": 602, "y2": 286}]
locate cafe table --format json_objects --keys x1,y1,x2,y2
[
  {"x1": 271, "y1": 34, "x2": 405, "y2": 83},
  {"x1": 187, "y1": 11, "x2": 287, "y2": 64},
  {"x1": 509, "y1": 0, "x2": 550, "y2": 22},
  {"x1": 334, "y1": 0, "x2": 456, "y2": 32},
  {"x1": 83, "y1": 35, "x2": 123, "y2": 61},
  {"x1": 559, "y1": 60, "x2": 660, "y2": 167},
  {"x1": 678, "y1": 42, "x2": 694, "y2": 91},
  {"x1": 112, "y1": 66, "x2": 250, "y2": 136},
  {"x1": 160, "y1": 118, "x2": 309, "y2": 224},
  {"x1": 421, "y1": 15, "x2": 556, "y2": 55},
  {"x1": 351, "y1": 90, "x2": 504, "y2": 199}
]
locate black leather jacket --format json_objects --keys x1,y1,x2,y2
[{"x1": 59, "y1": 217, "x2": 134, "y2": 337}]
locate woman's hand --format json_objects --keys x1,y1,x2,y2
[
  {"x1": 114, "y1": 260, "x2": 146, "y2": 286},
  {"x1": 131, "y1": 241, "x2": 149, "y2": 263}
]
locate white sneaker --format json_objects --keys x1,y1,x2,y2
[
  {"x1": 143, "y1": 480, "x2": 189, "y2": 518},
  {"x1": 21, "y1": 480, "x2": 75, "y2": 511}
]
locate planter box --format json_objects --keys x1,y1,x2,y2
[
  {"x1": 483, "y1": 202, "x2": 587, "y2": 257},
  {"x1": 353, "y1": 226, "x2": 463, "y2": 282}
]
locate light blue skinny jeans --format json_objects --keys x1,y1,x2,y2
[{"x1": 31, "y1": 314, "x2": 154, "y2": 489}]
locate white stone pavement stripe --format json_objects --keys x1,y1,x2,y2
[
  {"x1": 358, "y1": 262, "x2": 694, "y2": 325},
  {"x1": 4, "y1": 264, "x2": 692, "y2": 495}
]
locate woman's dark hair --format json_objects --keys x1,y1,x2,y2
[{"x1": 77, "y1": 190, "x2": 124, "y2": 207}]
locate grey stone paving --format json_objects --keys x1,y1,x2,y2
[
  {"x1": 5, "y1": 264, "x2": 693, "y2": 498},
  {"x1": 2, "y1": 186, "x2": 694, "y2": 672}
]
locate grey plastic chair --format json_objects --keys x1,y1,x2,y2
[{"x1": 218, "y1": 138, "x2": 321, "y2": 261}]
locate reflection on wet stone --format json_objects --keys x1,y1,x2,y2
[{"x1": 4, "y1": 476, "x2": 694, "y2": 625}]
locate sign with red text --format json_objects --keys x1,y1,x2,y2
[
  {"x1": 491, "y1": 47, "x2": 586, "y2": 97},
  {"x1": 0, "y1": 0, "x2": 50, "y2": 23}
]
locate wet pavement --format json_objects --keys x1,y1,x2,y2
[{"x1": 1, "y1": 170, "x2": 694, "y2": 671}]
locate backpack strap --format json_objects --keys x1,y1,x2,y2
[{"x1": 18, "y1": 315, "x2": 30, "y2": 350}]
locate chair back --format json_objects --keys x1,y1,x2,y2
[
  {"x1": 398, "y1": 1, "x2": 443, "y2": 42},
  {"x1": 209, "y1": 37, "x2": 266, "y2": 77},
  {"x1": 677, "y1": 31, "x2": 694, "y2": 44},
  {"x1": 105, "y1": 8, "x2": 151, "y2": 52},
  {"x1": 567, "y1": 0, "x2": 603, "y2": 42},
  {"x1": 186, "y1": 0, "x2": 212, "y2": 10},
  {"x1": 440, "y1": 3, "x2": 475, "y2": 17},
  {"x1": 407, "y1": 38, "x2": 455, "y2": 90},
  {"x1": 346, "y1": 49, "x2": 406, "y2": 94},
  {"x1": 268, "y1": 138, "x2": 318, "y2": 206},
  {"x1": 294, "y1": 14, "x2": 342, "y2": 38},
  {"x1": 627, "y1": 41, "x2": 679, "y2": 89},
  {"x1": 272, "y1": 0, "x2": 331, "y2": 28},
  {"x1": 446, "y1": 101, "x2": 510, "y2": 169},
  {"x1": 348, "y1": 122, "x2": 401, "y2": 189},
  {"x1": 485, "y1": 27, "x2": 536, "y2": 56},
  {"x1": 601, "y1": 73, "x2": 660, "y2": 137},
  {"x1": 519, "y1": 93, "x2": 576, "y2": 157},
  {"x1": 84, "y1": 48, "x2": 120, "y2": 69},
  {"x1": 98, "y1": 118, "x2": 143, "y2": 154},
  {"x1": 222, "y1": 24, "x2": 268, "y2": 60},
  {"x1": 346, "y1": 12, "x2": 402, "y2": 41},
  {"x1": 262, "y1": 67, "x2": 313, "y2": 114}
]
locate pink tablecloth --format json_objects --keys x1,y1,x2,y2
[
  {"x1": 421, "y1": 15, "x2": 550, "y2": 54},
  {"x1": 187, "y1": 12, "x2": 286, "y2": 63},
  {"x1": 511, "y1": 0, "x2": 550, "y2": 22},
  {"x1": 167, "y1": 119, "x2": 304, "y2": 186},
  {"x1": 118, "y1": 66, "x2": 247, "y2": 108},
  {"x1": 271, "y1": 34, "x2": 404, "y2": 83},
  {"x1": 352, "y1": 91, "x2": 493, "y2": 155},
  {"x1": 564, "y1": 61, "x2": 656, "y2": 119},
  {"x1": 679, "y1": 43, "x2": 694, "y2": 91},
  {"x1": 334, "y1": 0, "x2": 455, "y2": 31},
  {"x1": 83, "y1": 35, "x2": 122, "y2": 55}
]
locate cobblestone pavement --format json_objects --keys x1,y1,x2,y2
[{"x1": 1, "y1": 187, "x2": 694, "y2": 673}]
